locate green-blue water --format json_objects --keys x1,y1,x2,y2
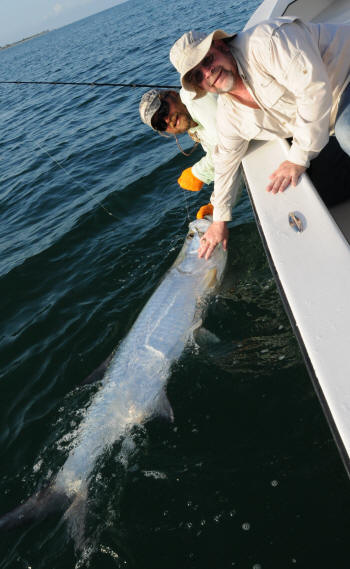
[{"x1": 0, "y1": 1, "x2": 349, "y2": 567}]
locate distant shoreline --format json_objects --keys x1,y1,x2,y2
[{"x1": 0, "y1": 30, "x2": 50, "y2": 51}]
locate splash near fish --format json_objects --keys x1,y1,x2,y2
[{"x1": 0, "y1": 218, "x2": 227, "y2": 535}]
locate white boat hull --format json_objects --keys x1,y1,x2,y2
[{"x1": 243, "y1": 1, "x2": 350, "y2": 474}]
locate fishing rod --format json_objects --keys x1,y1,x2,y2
[{"x1": 0, "y1": 80, "x2": 181, "y2": 89}]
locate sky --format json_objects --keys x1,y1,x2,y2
[{"x1": 0, "y1": 0, "x2": 127, "y2": 46}]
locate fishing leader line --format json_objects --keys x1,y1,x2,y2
[
  {"x1": 35, "y1": 138, "x2": 193, "y2": 224},
  {"x1": 159, "y1": 132, "x2": 198, "y2": 222},
  {"x1": 34, "y1": 139, "x2": 118, "y2": 220}
]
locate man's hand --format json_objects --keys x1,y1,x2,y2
[
  {"x1": 266, "y1": 161, "x2": 306, "y2": 193},
  {"x1": 198, "y1": 221, "x2": 228, "y2": 260}
]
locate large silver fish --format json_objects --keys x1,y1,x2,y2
[{"x1": 0, "y1": 217, "x2": 227, "y2": 530}]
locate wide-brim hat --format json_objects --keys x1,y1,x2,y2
[{"x1": 170, "y1": 29, "x2": 231, "y2": 98}]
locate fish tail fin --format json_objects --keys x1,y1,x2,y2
[{"x1": 0, "y1": 485, "x2": 69, "y2": 531}]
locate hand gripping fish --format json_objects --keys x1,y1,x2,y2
[{"x1": 0, "y1": 218, "x2": 227, "y2": 531}]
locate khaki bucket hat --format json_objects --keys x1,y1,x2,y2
[{"x1": 170, "y1": 29, "x2": 231, "y2": 98}]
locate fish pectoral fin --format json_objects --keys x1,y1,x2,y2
[
  {"x1": 194, "y1": 327, "x2": 221, "y2": 347},
  {"x1": 152, "y1": 389, "x2": 174, "y2": 422}
]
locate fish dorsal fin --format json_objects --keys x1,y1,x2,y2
[
  {"x1": 152, "y1": 389, "x2": 174, "y2": 422},
  {"x1": 194, "y1": 327, "x2": 220, "y2": 346}
]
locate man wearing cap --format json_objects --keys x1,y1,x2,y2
[
  {"x1": 140, "y1": 88, "x2": 217, "y2": 188},
  {"x1": 170, "y1": 19, "x2": 350, "y2": 259},
  {"x1": 139, "y1": 87, "x2": 222, "y2": 218}
]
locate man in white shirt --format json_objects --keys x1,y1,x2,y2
[{"x1": 170, "y1": 18, "x2": 350, "y2": 259}]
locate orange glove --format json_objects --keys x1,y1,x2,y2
[
  {"x1": 178, "y1": 167, "x2": 204, "y2": 192},
  {"x1": 196, "y1": 203, "x2": 214, "y2": 219}
]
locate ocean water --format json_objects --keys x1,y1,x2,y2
[{"x1": 0, "y1": 0, "x2": 349, "y2": 567}]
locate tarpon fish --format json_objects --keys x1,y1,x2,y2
[{"x1": 0, "y1": 218, "x2": 227, "y2": 531}]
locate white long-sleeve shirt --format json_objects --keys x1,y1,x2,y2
[
  {"x1": 212, "y1": 17, "x2": 350, "y2": 221},
  {"x1": 180, "y1": 88, "x2": 243, "y2": 206}
]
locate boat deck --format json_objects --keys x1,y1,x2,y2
[
  {"x1": 284, "y1": 0, "x2": 350, "y2": 24},
  {"x1": 306, "y1": 138, "x2": 350, "y2": 243},
  {"x1": 331, "y1": 201, "x2": 350, "y2": 243},
  {"x1": 311, "y1": 0, "x2": 350, "y2": 23}
]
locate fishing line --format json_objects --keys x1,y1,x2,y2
[
  {"x1": 181, "y1": 187, "x2": 191, "y2": 222},
  {"x1": 173, "y1": 134, "x2": 199, "y2": 221},
  {"x1": 6, "y1": 79, "x2": 192, "y2": 222},
  {"x1": 0, "y1": 80, "x2": 180, "y2": 89},
  {"x1": 34, "y1": 139, "x2": 118, "y2": 220}
]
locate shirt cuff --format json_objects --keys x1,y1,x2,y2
[
  {"x1": 287, "y1": 144, "x2": 312, "y2": 168},
  {"x1": 192, "y1": 162, "x2": 212, "y2": 184},
  {"x1": 212, "y1": 206, "x2": 232, "y2": 222}
]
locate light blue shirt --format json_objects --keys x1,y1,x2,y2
[{"x1": 180, "y1": 88, "x2": 218, "y2": 184}]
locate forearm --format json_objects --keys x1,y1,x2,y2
[
  {"x1": 212, "y1": 157, "x2": 246, "y2": 221},
  {"x1": 192, "y1": 153, "x2": 215, "y2": 185},
  {"x1": 288, "y1": 113, "x2": 331, "y2": 168}
]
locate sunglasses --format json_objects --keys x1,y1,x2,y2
[
  {"x1": 151, "y1": 97, "x2": 170, "y2": 132},
  {"x1": 186, "y1": 53, "x2": 215, "y2": 86}
]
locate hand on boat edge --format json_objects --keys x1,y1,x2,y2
[{"x1": 266, "y1": 161, "x2": 306, "y2": 194}]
